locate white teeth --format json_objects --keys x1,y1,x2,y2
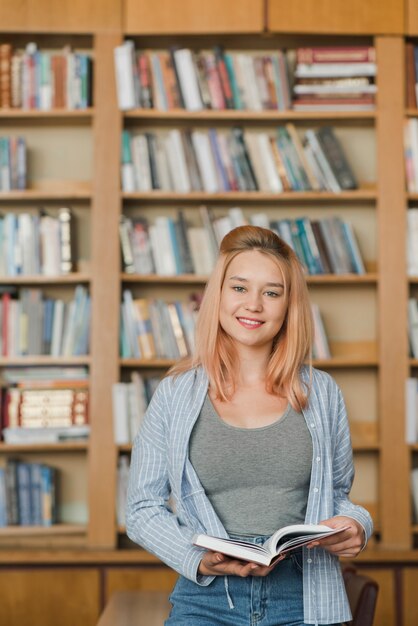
[{"x1": 238, "y1": 318, "x2": 262, "y2": 326}]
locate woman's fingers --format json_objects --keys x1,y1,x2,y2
[{"x1": 199, "y1": 551, "x2": 277, "y2": 577}]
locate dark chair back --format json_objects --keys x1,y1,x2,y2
[{"x1": 342, "y1": 566, "x2": 379, "y2": 626}]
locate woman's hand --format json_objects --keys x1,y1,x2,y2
[
  {"x1": 198, "y1": 551, "x2": 284, "y2": 578},
  {"x1": 307, "y1": 515, "x2": 365, "y2": 558}
]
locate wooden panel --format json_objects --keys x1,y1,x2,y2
[
  {"x1": 407, "y1": 0, "x2": 418, "y2": 35},
  {"x1": 105, "y1": 567, "x2": 178, "y2": 599},
  {"x1": 357, "y1": 568, "x2": 396, "y2": 626},
  {"x1": 403, "y1": 568, "x2": 418, "y2": 626},
  {"x1": 267, "y1": 0, "x2": 404, "y2": 34},
  {"x1": 0, "y1": 0, "x2": 121, "y2": 32},
  {"x1": 124, "y1": 0, "x2": 264, "y2": 34},
  {"x1": 0, "y1": 569, "x2": 100, "y2": 626},
  {"x1": 98, "y1": 591, "x2": 171, "y2": 626},
  {"x1": 88, "y1": 32, "x2": 122, "y2": 548},
  {"x1": 376, "y1": 37, "x2": 411, "y2": 548}
]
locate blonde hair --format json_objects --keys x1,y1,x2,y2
[{"x1": 169, "y1": 225, "x2": 313, "y2": 409}]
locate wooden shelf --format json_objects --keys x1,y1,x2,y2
[
  {"x1": 410, "y1": 443, "x2": 418, "y2": 451},
  {"x1": 0, "y1": 356, "x2": 91, "y2": 366},
  {"x1": 0, "y1": 273, "x2": 91, "y2": 285},
  {"x1": 124, "y1": 108, "x2": 376, "y2": 121},
  {"x1": 0, "y1": 181, "x2": 92, "y2": 200},
  {"x1": 121, "y1": 272, "x2": 378, "y2": 285},
  {"x1": 0, "y1": 524, "x2": 86, "y2": 537},
  {"x1": 0, "y1": 108, "x2": 95, "y2": 119},
  {"x1": 406, "y1": 109, "x2": 418, "y2": 117},
  {"x1": 122, "y1": 188, "x2": 377, "y2": 202},
  {"x1": 0, "y1": 442, "x2": 89, "y2": 453},
  {"x1": 120, "y1": 342, "x2": 378, "y2": 369}
]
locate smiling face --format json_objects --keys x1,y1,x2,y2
[{"x1": 219, "y1": 249, "x2": 289, "y2": 355}]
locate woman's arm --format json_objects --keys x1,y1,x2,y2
[
  {"x1": 312, "y1": 385, "x2": 373, "y2": 556},
  {"x1": 125, "y1": 379, "x2": 210, "y2": 584}
]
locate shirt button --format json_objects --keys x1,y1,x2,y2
[
  {"x1": 313, "y1": 487, "x2": 319, "y2": 493},
  {"x1": 310, "y1": 423, "x2": 315, "y2": 428},
  {"x1": 316, "y1": 457, "x2": 321, "y2": 462},
  {"x1": 307, "y1": 558, "x2": 313, "y2": 563}
]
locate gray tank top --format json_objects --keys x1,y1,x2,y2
[{"x1": 189, "y1": 394, "x2": 313, "y2": 537}]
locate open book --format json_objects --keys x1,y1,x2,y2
[{"x1": 193, "y1": 524, "x2": 347, "y2": 566}]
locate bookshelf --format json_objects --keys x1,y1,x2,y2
[
  {"x1": 1, "y1": 2, "x2": 418, "y2": 626},
  {"x1": 117, "y1": 32, "x2": 380, "y2": 547}
]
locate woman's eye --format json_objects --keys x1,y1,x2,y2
[
  {"x1": 265, "y1": 291, "x2": 279, "y2": 298},
  {"x1": 233, "y1": 285, "x2": 246, "y2": 293}
]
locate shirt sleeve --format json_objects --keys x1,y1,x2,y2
[
  {"x1": 125, "y1": 378, "x2": 214, "y2": 585},
  {"x1": 331, "y1": 385, "x2": 374, "y2": 545}
]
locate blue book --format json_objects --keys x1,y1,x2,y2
[
  {"x1": 30, "y1": 464, "x2": 43, "y2": 526},
  {"x1": 17, "y1": 462, "x2": 32, "y2": 526},
  {"x1": 0, "y1": 468, "x2": 7, "y2": 527},
  {"x1": 208, "y1": 129, "x2": 230, "y2": 191},
  {"x1": 224, "y1": 53, "x2": 243, "y2": 110}
]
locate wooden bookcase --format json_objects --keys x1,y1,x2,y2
[{"x1": 1, "y1": 2, "x2": 418, "y2": 625}]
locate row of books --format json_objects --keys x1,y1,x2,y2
[
  {"x1": 116, "y1": 455, "x2": 129, "y2": 526},
  {"x1": 120, "y1": 290, "x2": 200, "y2": 360},
  {"x1": 120, "y1": 209, "x2": 366, "y2": 277},
  {"x1": 0, "y1": 459, "x2": 58, "y2": 527},
  {"x1": 408, "y1": 298, "x2": 418, "y2": 360},
  {"x1": 121, "y1": 125, "x2": 357, "y2": 194},
  {"x1": 112, "y1": 372, "x2": 159, "y2": 445},
  {"x1": 0, "y1": 285, "x2": 90, "y2": 357},
  {"x1": 2, "y1": 382, "x2": 89, "y2": 430},
  {"x1": 120, "y1": 289, "x2": 332, "y2": 362},
  {"x1": 293, "y1": 46, "x2": 376, "y2": 112},
  {"x1": 114, "y1": 41, "x2": 292, "y2": 112},
  {"x1": 406, "y1": 43, "x2": 418, "y2": 109},
  {"x1": 0, "y1": 208, "x2": 74, "y2": 276},
  {"x1": 0, "y1": 43, "x2": 93, "y2": 110},
  {"x1": 114, "y1": 42, "x2": 377, "y2": 112},
  {"x1": 406, "y1": 377, "x2": 418, "y2": 444},
  {"x1": 407, "y1": 209, "x2": 418, "y2": 275},
  {"x1": 0, "y1": 136, "x2": 27, "y2": 191},
  {"x1": 0, "y1": 367, "x2": 90, "y2": 444},
  {"x1": 404, "y1": 120, "x2": 418, "y2": 193}
]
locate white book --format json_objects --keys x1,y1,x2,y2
[
  {"x1": 408, "y1": 299, "x2": 418, "y2": 359},
  {"x1": 407, "y1": 209, "x2": 418, "y2": 275},
  {"x1": 129, "y1": 371, "x2": 148, "y2": 439},
  {"x1": 50, "y1": 299, "x2": 65, "y2": 356},
  {"x1": 114, "y1": 40, "x2": 138, "y2": 111},
  {"x1": 131, "y1": 134, "x2": 152, "y2": 191},
  {"x1": 188, "y1": 227, "x2": 216, "y2": 275},
  {"x1": 304, "y1": 130, "x2": 341, "y2": 193},
  {"x1": 405, "y1": 378, "x2": 418, "y2": 444},
  {"x1": 256, "y1": 132, "x2": 283, "y2": 193},
  {"x1": 193, "y1": 524, "x2": 347, "y2": 567},
  {"x1": 294, "y1": 83, "x2": 377, "y2": 95},
  {"x1": 311, "y1": 303, "x2": 331, "y2": 359},
  {"x1": 191, "y1": 131, "x2": 219, "y2": 193},
  {"x1": 243, "y1": 131, "x2": 269, "y2": 191},
  {"x1": 173, "y1": 48, "x2": 203, "y2": 111},
  {"x1": 249, "y1": 213, "x2": 270, "y2": 229},
  {"x1": 165, "y1": 130, "x2": 191, "y2": 193},
  {"x1": 40, "y1": 215, "x2": 60, "y2": 275},
  {"x1": 116, "y1": 456, "x2": 130, "y2": 525},
  {"x1": 212, "y1": 215, "x2": 233, "y2": 245},
  {"x1": 228, "y1": 207, "x2": 247, "y2": 229},
  {"x1": 295, "y1": 63, "x2": 377, "y2": 78},
  {"x1": 112, "y1": 383, "x2": 130, "y2": 445},
  {"x1": 148, "y1": 221, "x2": 176, "y2": 276},
  {"x1": 236, "y1": 53, "x2": 262, "y2": 111}
]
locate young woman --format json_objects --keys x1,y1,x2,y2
[{"x1": 126, "y1": 225, "x2": 373, "y2": 626}]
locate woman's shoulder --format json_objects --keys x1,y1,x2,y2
[
  {"x1": 300, "y1": 365, "x2": 340, "y2": 396},
  {"x1": 158, "y1": 365, "x2": 208, "y2": 396}
]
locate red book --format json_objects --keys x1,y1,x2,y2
[{"x1": 297, "y1": 46, "x2": 376, "y2": 65}]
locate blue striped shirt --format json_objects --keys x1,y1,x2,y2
[{"x1": 126, "y1": 365, "x2": 373, "y2": 625}]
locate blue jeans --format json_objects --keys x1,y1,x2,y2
[{"x1": 165, "y1": 536, "x2": 341, "y2": 626}]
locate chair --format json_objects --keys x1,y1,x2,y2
[{"x1": 342, "y1": 565, "x2": 379, "y2": 626}]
